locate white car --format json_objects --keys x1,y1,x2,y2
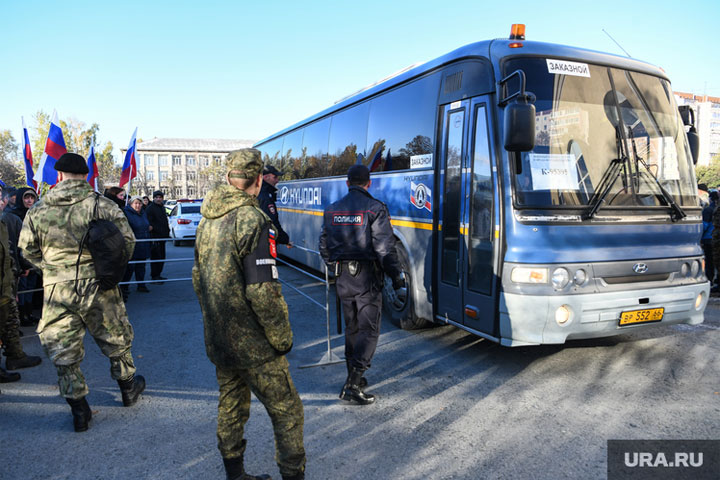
[{"x1": 169, "y1": 201, "x2": 202, "y2": 246}]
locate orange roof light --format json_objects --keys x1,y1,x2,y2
[{"x1": 510, "y1": 24, "x2": 526, "y2": 40}]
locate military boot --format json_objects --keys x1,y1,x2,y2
[
  {"x1": 66, "y1": 396, "x2": 92, "y2": 432},
  {"x1": 118, "y1": 374, "x2": 146, "y2": 406},
  {"x1": 282, "y1": 473, "x2": 305, "y2": 480},
  {"x1": 340, "y1": 368, "x2": 375, "y2": 405},
  {"x1": 5, "y1": 354, "x2": 42, "y2": 370},
  {"x1": 222, "y1": 456, "x2": 272, "y2": 480},
  {"x1": 346, "y1": 361, "x2": 367, "y2": 389},
  {"x1": 0, "y1": 366, "x2": 20, "y2": 383}
]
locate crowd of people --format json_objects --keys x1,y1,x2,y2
[{"x1": 0, "y1": 172, "x2": 171, "y2": 390}]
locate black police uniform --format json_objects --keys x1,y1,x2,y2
[
  {"x1": 258, "y1": 182, "x2": 290, "y2": 245},
  {"x1": 319, "y1": 185, "x2": 402, "y2": 381}
]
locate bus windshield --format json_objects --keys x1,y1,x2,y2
[{"x1": 504, "y1": 58, "x2": 697, "y2": 212}]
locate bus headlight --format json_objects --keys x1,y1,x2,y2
[
  {"x1": 551, "y1": 268, "x2": 570, "y2": 289},
  {"x1": 680, "y1": 263, "x2": 689, "y2": 276},
  {"x1": 555, "y1": 305, "x2": 573, "y2": 325},
  {"x1": 573, "y1": 269, "x2": 588, "y2": 285},
  {"x1": 690, "y1": 260, "x2": 700, "y2": 277},
  {"x1": 511, "y1": 267, "x2": 548, "y2": 284}
]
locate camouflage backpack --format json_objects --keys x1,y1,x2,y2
[{"x1": 75, "y1": 194, "x2": 130, "y2": 292}]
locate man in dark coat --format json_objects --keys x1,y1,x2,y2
[
  {"x1": 319, "y1": 164, "x2": 405, "y2": 405},
  {"x1": 145, "y1": 190, "x2": 170, "y2": 282},
  {"x1": 258, "y1": 166, "x2": 291, "y2": 247}
]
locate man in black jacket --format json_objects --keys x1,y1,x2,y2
[
  {"x1": 145, "y1": 190, "x2": 170, "y2": 282},
  {"x1": 258, "y1": 166, "x2": 291, "y2": 247},
  {"x1": 319, "y1": 164, "x2": 405, "y2": 405}
]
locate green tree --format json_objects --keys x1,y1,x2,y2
[
  {"x1": 29, "y1": 110, "x2": 118, "y2": 190},
  {"x1": 0, "y1": 130, "x2": 25, "y2": 186},
  {"x1": 696, "y1": 153, "x2": 720, "y2": 188}
]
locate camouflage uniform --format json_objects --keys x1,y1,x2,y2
[
  {"x1": 0, "y1": 220, "x2": 23, "y2": 358},
  {"x1": 18, "y1": 179, "x2": 137, "y2": 399},
  {"x1": 192, "y1": 149, "x2": 305, "y2": 479}
]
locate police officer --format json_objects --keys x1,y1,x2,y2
[
  {"x1": 192, "y1": 149, "x2": 306, "y2": 480},
  {"x1": 258, "y1": 165, "x2": 291, "y2": 247},
  {"x1": 319, "y1": 164, "x2": 404, "y2": 405},
  {"x1": 18, "y1": 153, "x2": 145, "y2": 432}
]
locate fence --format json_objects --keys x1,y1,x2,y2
[{"x1": 17, "y1": 236, "x2": 344, "y2": 368}]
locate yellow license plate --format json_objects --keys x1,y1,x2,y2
[{"x1": 619, "y1": 307, "x2": 664, "y2": 326}]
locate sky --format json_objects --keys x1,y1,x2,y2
[{"x1": 1, "y1": 0, "x2": 718, "y2": 161}]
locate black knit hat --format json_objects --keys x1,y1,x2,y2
[
  {"x1": 55, "y1": 153, "x2": 89, "y2": 174},
  {"x1": 347, "y1": 164, "x2": 370, "y2": 184},
  {"x1": 152, "y1": 190, "x2": 164, "y2": 198}
]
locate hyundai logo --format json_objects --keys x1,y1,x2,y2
[{"x1": 633, "y1": 263, "x2": 648, "y2": 274}]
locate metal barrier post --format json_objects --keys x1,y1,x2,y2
[{"x1": 299, "y1": 263, "x2": 344, "y2": 368}]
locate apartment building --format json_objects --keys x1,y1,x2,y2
[{"x1": 122, "y1": 138, "x2": 254, "y2": 198}]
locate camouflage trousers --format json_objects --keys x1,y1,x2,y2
[
  {"x1": 216, "y1": 355, "x2": 305, "y2": 477},
  {"x1": 0, "y1": 297, "x2": 25, "y2": 359},
  {"x1": 39, "y1": 279, "x2": 136, "y2": 399}
]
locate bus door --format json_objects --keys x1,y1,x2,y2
[{"x1": 436, "y1": 97, "x2": 498, "y2": 337}]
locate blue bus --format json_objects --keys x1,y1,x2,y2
[{"x1": 255, "y1": 25, "x2": 708, "y2": 346}]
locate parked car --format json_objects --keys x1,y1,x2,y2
[
  {"x1": 169, "y1": 201, "x2": 202, "y2": 246},
  {"x1": 164, "y1": 199, "x2": 177, "y2": 215}
]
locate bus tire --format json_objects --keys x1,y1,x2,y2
[{"x1": 383, "y1": 244, "x2": 432, "y2": 330}]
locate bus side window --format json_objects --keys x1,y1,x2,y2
[
  {"x1": 302, "y1": 118, "x2": 331, "y2": 178},
  {"x1": 366, "y1": 73, "x2": 440, "y2": 172},
  {"x1": 328, "y1": 102, "x2": 370, "y2": 176}
]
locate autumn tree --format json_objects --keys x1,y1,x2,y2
[
  {"x1": 29, "y1": 110, "x2": 118, "y2": 189},
  {"x1": 0, "y1": 130, "x2": 24, "y2": 186}
]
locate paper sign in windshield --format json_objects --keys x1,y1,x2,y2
[
  {"x1": 655, "y1": 137, "x2": 680, "y2": 181},
  {"x1": 546, "y1": 59, "x2": 591, "y2": 78},
  {"x1": 529, "y1": 154, "x2": 579, "y2": 190}
]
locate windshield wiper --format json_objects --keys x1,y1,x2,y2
[
  {"x1": 583, "y1": 156, "x2": 628, "y2": 220},
  {"x1": 627, "y1": 128, "x2": 687, "y2": 222}
]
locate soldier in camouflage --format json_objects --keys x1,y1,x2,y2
[
  {"x1": 0, "y1": 184, "x2": 42, "y2": 381},
  {"x1": 18, "y1": 153, "x2": 146, "y2": 432},
  {"x1": 193, "y1": 148, "x2": 306, "y2": 480}
]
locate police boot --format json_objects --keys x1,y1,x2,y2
[
  {"x1": 66, "y1": 396, "x2": 92, "y2": 432},
  {"x1": 340, "y1": 368, "x2": 375, "y2": 405},
  {"x1": 346, "y1": 361, "x2": 367, "y2": 389},
  {"x1": 222, "y1": 456, "x2": 272, "y2": 480},
  {"x1": 5, "y1": 354, "x2": 42, "y2": 370},
  {"x1": 0, "y1": 366, "x2": 20, "y2": 383},
  {"x1": 282, "y1": 473, "x2": 304, "y2": 480},
  {"x1": 117, "y1": 374, "x2": 146, "y2": 406}
]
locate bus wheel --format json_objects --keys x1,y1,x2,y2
[{"x1": 383, "y1": 244, "x2": 432, "y2": 330}]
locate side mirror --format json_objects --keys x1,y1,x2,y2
[
  {"x1": 678, "y1": 105, "x2": 699, "y2": 164},
  {"x1": 497, "y1": 69, "x2": 536, "y2": 152},
  {"x1": 504, "y1": 100, "x2": 536, "y2": 152},
  {"x1": 687, "y1": 126, "x2": 700, "y2": 165}
]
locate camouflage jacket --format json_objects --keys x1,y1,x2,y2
[
  {"x1": 0, "y1": 221, "x2": 13, "y2": 302},
  {"x1": 192, "y1": 184, "x2": 292, "y2": 369},
  {"x1": 18, "y1": 179, "x2": 135, "y2": 286}
]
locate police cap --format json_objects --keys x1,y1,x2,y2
[
  {"x1": 55, "y1": 153, "x2": 89, "y2": 174},
  {"x1": 227, "y1": 148, "x2": 263, "y2": 179},
  {"x1": 263, "y1": 165, "x2": 283, "y2": 177},
  {"x1": 347, "y1": 164, "x2": 370, "y2": 184}
]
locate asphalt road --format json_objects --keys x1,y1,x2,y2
[{"x1": 1, "y1": 243, "x2": 718, "y2": 479}]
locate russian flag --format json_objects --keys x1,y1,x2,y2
[
  {"x1": 34, "y1": 111, "x2": 67, "y2": 187},
  {"x1": 86, "y1": 145, "x2": 99, "y2": 191},
  {"x1": 21, "y1": 117, "x2": 37, "y2": 190},
  {"x1": 119, "y1": 127, "x2": 137, "y2": 187}
]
